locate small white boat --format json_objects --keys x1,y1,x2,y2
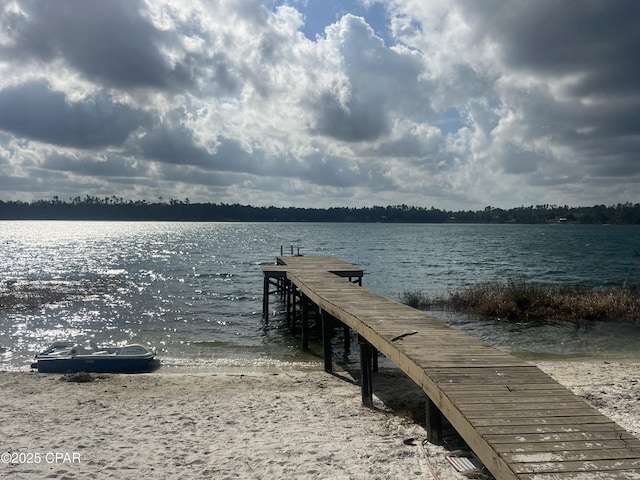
[{"x1": 32, "y1": 340, "x2": 157, "y2": 373}]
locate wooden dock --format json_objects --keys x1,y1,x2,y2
[{"x1": 262, "y1": 255, "x2": 640, "y2": 479}]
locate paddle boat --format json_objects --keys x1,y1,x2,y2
[{"x1": 31, "y1": 340, "x2": 157, "y2": 373}]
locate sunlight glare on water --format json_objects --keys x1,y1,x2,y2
[{"x1": 1, "y1": 221, "x2": 639, "y2": 371}]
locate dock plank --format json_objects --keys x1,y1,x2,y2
[{"x1": 264, "y1": 256, "x2": 640, "y2": 479}]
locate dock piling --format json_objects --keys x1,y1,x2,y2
[
  {"x1": 321, "y1": 311, "x2": 333, "y2": 374},
  {"x1": 301, "y1": 294, "x2": 309, "y2": 350},
  {"x1": 425, "y1": 397, "x2": 443, "y2": 444},
  {"x1": 358, "y1": 335, "x2": 373, "y2": 407},
  {"x1": 262, "y1": 275, "x2": 269, "y2": 323},
  {"x1": 343, "y1": 325, "x2": 350, "y2": 356}
]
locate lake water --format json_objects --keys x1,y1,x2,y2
[{"x1": 1, "y1": 221, "x2": 639, "y2": 371}]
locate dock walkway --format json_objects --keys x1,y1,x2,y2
[{"x1": 262, "y1": 256, "x2": 640, "y2": 479}]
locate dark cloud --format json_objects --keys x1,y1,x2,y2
[
  {"x1": 0, "y1": 82, "x2": 150, "y2": 148},
  {"x1": 0, "y1": 175, "x2": 32, "y2": 191},
  {"x1": 1, "y1": 0, "x2": 189, "y2": 89},
  {"x1": 0, "y1": 132, "x2": 9, "y2": 166},
  {"x1": 455, "y1": 1, "x2": 640, "y2": 182},
  {"x1": 137, "y1": 120, "x2": 394, "y2": 190},
  {"x1": 41, "y1": 153, "x2": 148, "y2": 178},
  {"x1": 311, "y1": 91, "x2": 389, "y2": 142},
  {"x1": 135, "y1": 124, "x2": 283, "y2": 179},
  {"x1": 305, "y1": 159, "x2": 357, "y2": 187},
  {"x1": 585, "y1": 99, "x2": 640, "y2": 139},
  {"x1": 370, "y1": 127, "x2": 446, "y2": 169},
  {"x1": 465, "y1": 1, "x2": 640, "y2": 81},
  {"x1": 136, "y1": 125, "x2": 212, "y2": 167},
  {"x1": 156, "y1": 163, "x2": 250, "y2": 188},
  {"x1": 213, "y1": 139, "x2": 265, "y2": 174},
  {"x1": 136, "y1": 125, "x2": 270, "y2": 175},
  {"x1": 209, "y1": 53, "x2": 243, "y2": 96},
  {"x1": 499, "y1": 147, "x2": 542, "y2": 175}
]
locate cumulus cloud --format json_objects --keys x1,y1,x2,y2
[
  {"x1": 2, "y1": 0, "x2": 189, "y2": 89},
  {"x1": 41, "y1": 152, "x2": 148, "y2": 179},
  {"x1": 0, "y1": 0, "x2": 637, "y2": 208},
  {"x1": 0, "y1": 82, "x2": 150, "y2": 148}
]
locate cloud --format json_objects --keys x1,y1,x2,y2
[
  {"x1": 41, "y1": 152, "x2": 148, "y2": 179},
  {"x1": 370, "y1": 121, "x2": 446, "y2": 164},
  {"x1": 2, "y1": 0, "x2": 189, "y2": 90},
  {"x1": 0, "y1": 81, "x2": 150, "y2": 148},
  {"x1": 0, "y1": 0, "x2": 638, "y2": 208},
  {"x1": 136, "y1": 123, "x2": 212, "y2": 168},
  {"x1": 462, "y1": 0, "x2": 640, "y2": 91},
  {"x1": 308, "y1": 14, "x2": 431, "y2": 143},
  {"x1": 467, "y1": 2, "x2": 640, "y2": 159},
  {"x1": 310, "y1": 90, "x2": 389, "y2": 142}
]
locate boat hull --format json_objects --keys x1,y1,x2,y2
[
  {"x1": 34, "y1": 355, "x2": 157, "y2": 373},
  {"x1": 32, "y1": 341, "x2": 158, "y2": 373}
]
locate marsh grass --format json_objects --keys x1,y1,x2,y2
[{"x1": 401, "y1": 280, "x2": 640, "y2": 327}]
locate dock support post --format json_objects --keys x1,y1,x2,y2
[
  {"x1": 301, "y1": 294, "x2": 309, "y2": 350},
  {"x1": 358, "y1": 335, "x2": 373, "y2": 407},
  {"x1": 372, "y1": 347, "x2": 378, "y2": 373},
  {"x1": 426, "y1": 397, "x2": 443, "y2": 444},
  {"x1": 343, "y1": 325, "x2": 350, "y2": 356},
  {"x1": 286, "y1": 279, "x2": 292, "y2": 319},
  {"x1": 262, "y1": 275, "x2": 269, "y2": 323},
  {"x1": 321, "y1": 311, "x2": 333, "y2": 374},
  {"x1": 290, "y1": 286, "x2": 298, "y2": 335}
]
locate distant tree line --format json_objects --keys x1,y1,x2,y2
[{"x1": 1, "y1": 196, "x2": 640, "y2": 224}]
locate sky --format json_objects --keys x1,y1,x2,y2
[{"x1": 0, "y1": 0, "x2": 639, "y2": 210}]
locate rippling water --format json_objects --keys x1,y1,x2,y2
[{"x1": 1, "y1": 221, "x2": 639, "y2": 371}]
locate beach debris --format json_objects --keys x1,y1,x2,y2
[
  {"x1": 391, "y1": 330, "x2": 418, "y2": 341},
  {"x1": 446, "y1": 451, "x2": 493, "y2": 478},
  {"x1": 60, "y1": 372, "x2": 95, "y2": 383}
]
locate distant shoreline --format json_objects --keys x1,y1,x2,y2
[{"x1": 1, "y1": 198, "x2": 640, "y2": 224}]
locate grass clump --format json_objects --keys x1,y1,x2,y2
[
  {"x1": 401, "y1": 280, "x2": 640, "y2": 326},
  {"x1": 401, "y1": 289, "x2": 434, "y2": 310}
]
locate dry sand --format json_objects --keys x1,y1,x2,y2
[{"x1": 1, "y1": 360, "x2": 638, "y2": 480}]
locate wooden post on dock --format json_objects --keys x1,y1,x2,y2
[
  {"x1": 425, "y1": 397, "x2": 442, "y2": 443},
  {"x1": 372, "y1": 346, "x2": 378, "y2": 372},
  {"x1": 294, "y1": 285, "x2": 299, "y2": 323},
  {"x1": 343, "y1": 325, "x2": 350, "y2": 356},
  {"x1": 291, "y1": 285, "x2": 299, "y2": 335},
  {"x1": 321, "y1": 311, "x2": 333, "y2": 373},
  {"x1": 358, "y1": 335, "x2": 373, "y2": 407},
  {"x1": 286, "y1": 278, "x2": 292, "y2": 319},
  {"x1": 262, "y1": 275, "x2": 269, "y2": 323},
  {"x1": 301, "y1": 294, "x2": 309, "y2": 350}
]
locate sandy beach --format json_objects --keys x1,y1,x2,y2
[{"x1": 1, "y1": 360, "x2": 638, "y2": 480}]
